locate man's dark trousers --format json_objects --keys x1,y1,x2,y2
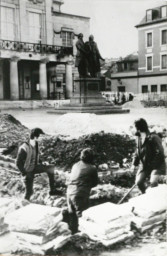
[
  {"x1": 67, "y1": 194, "x2": 89, "y2": 234},
  {"x1": 24, "y1": 164, "x2": 55, "y2": 200}
]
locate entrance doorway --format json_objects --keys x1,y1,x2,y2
[{"x1": 18, "y1": 61, "x2": 40, "y2": 100}]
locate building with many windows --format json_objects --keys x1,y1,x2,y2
[
  {"x1": 136, "y1": 4, "x2": 167, "y2": 94},
  {"x1": 109, "y1": 4, "x2": 167, "y2": 96},
  {"x1": 0, "y1": 0, "x2": 90, "y2": 101}
]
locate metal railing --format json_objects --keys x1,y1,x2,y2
[
  {"x1": 136, "y1": 92, "x2": 167, "y2": 101},
  {"x1": 136, "y1": 92, "x2": 167, "y2": 107},
  {"x1": 0, "y1": 39, "x2": 73, "y2": 56}
]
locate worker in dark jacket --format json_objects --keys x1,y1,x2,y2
[
  {"x1": 131, "y1": 118, "x2": 166, "y2": 194},
  {"x1": 16, "y1": 128, "x2": 61, "y2": 200},
  {"x1": 67, "y1": 148, "x2": 98, "y2": 234}
]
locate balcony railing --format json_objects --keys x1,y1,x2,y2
[{"x1": 0, "y1": 39, "x2": 73, "y2": 56}]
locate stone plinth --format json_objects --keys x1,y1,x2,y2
[
  {"x1": 49, "y1": 78, "x2": 130, "y2": 114},
  {"x1": 70, "y1": 78, "x2": 106, "y2": 105}
]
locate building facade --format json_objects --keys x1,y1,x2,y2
[
  {"x1": 136, "y1": 4, "x2": 167, "y2": 94},
  {"x1": 0, "y1": 0, "x2": 90, "y2": 100},
  {"x1": 110, "y1": 53, "x2": 138, "y2": 94},
  {"x1": 109, "y1": 4, "x2": 167, "y2": 96}
]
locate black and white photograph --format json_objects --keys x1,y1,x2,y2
[{"x1": 0, "y1": 0, "x2": 167, "y2": 255}]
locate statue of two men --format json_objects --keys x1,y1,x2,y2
[{"x1": 75, "y1": 33, "x2": 105, "y2": 78}]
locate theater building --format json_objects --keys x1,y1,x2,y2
[{"x1": 0, "y1": 0, "x2": 90, "y2": 101}]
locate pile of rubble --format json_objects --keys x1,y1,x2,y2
[
  {"x1": 0, "y1": 185, "x2": 166, "y2": 255},
  {"x1": 0, "y1": 114, "x2": 136, "y2": 170},
  {"x1": 0, "y1": 166, "x2": 133, "y2": 207},
  {"x1": 79, "y1": 185, "x2": 167, "y2": 247},
  {"x1": 0, "y1": 113, "x2": 166, "y2": 255},
  {"x1": 90, "y1": 184, "x2": 131, "y2": 205},
  {"x1": 79, "y1": 202, "x2": 134, "y2": 247},
  {"x1": 0, "y1": 199, "x2": 71, "y2": 255},
  {"x1": 130, "y1": 185, "x2": 167, "y2": 233},
  {"x1": 0, "y1": 114, "x2": 29, "y2": 148},
  {"x1": 39, "y1": 132, "x2": 135, "y2": 171}
]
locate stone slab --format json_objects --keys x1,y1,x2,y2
[{"x1": 5, "y1": 204, "x2": 61, "y2": 235}]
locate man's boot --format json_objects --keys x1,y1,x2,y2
[{"x1": 68, "y1": 212, "x2": 79, "y2": 235}]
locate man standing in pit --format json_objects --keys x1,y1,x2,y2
[
  {"x1": 67, "y1": 148, "x2": 98, "y2": 234},
  {"x1": 131, "y1": 118, "x2": 166, "y2": 194},
  {"x1": 16, "y1": 128, "x2": 61, "y2": 200}
]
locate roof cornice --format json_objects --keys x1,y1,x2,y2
[{"x1": 135, "y1": 18, "x2": 167, "y2": 28}]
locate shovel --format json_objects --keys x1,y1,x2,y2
[{"x1": 118, "y1": 183, "x2": 136, "y2": 204}]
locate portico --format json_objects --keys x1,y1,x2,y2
[
  {"x1": 0, "y1": 52, "x2": 74, "y2": 100},
  {"x1": 0, "y1": 0, "x2": 90, "y2": 102}
]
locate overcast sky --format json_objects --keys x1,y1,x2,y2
[{"x1": 62, "y1": 0, "x2": 167, "y2": 58}]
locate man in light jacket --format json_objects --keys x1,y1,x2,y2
[{"x1": 16, "y1": 128, "x2": 61, "y2": 200}]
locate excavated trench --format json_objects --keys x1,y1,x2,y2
[
  {"x1": 0, "y1": 114, "x2": 137, "y2": 203},
  {"x1": 0, "y1": 114, "x2": 166, "y2": 255}
]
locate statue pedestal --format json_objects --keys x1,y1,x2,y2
[
  {"x1": 48, "y1": 77, "x2": 130, "y2": 114},
  {"x1": 70, "y1": 78, "x2": 106, "y2": 105}
]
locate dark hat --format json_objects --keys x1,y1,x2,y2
[{"x1": 30, "y1": 128, "x2": 45, "y2": 139}]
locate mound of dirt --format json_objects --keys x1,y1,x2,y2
[
  {"x1": 123, "y1": 98, "x2": 144, "y2": 109},
  {"x1": 0, "y1": 114, "x2": 30, "y2": 148},
  {"x1": 0, "y1": 114, "x2": 136, "y2": 170},
  {"x1": 40, "y1": 132, "x2": 136, "y2": 171},
  {"x1": 53, "y1": 113, "x2": 107, "y2": 137}
]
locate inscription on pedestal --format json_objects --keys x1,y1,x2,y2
[
  {"x1": 87, "y1": 83, "x2": 99, "y2": 91},
  {"x1": 71, "y1": 78, "x2": 106, "y2": 105}
]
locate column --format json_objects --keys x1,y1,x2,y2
[
  {"x1": 157, "y1": 84, "x2": 160, "y2": 94},
  {"x1": 10, "y1": 56, "x2": 20, "y2": 100},
  {"x1": 0, "y1": 62, "x2": 3, "y2": 99},
  {"x1": 39, "y1": 58, "x2": 49, "y2": 99},
  {"x1": 65, "y1": 56, "x2": 74, "y2": 99}
]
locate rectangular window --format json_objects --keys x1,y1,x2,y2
[
  {"x1": 161, "y1": 84, "x2": 167, "y2": 92},
  {"x1": 161, "y1": 54, "x2": 167, "y2": 69},
  {"x1": 161, "y1": 30, "x2": 167, "y2": 45},
  {"x1": 161, "y1": 6, "x2": 167, "y2": 18},
  {"x1": 151, "y1": 85, "x2": 157, "y2": 93},
  {"x1": 146, "y1": 9, "x2": 152, "y2": 21},
  {"x1": 61, "y1": 31, "x2": 73, "y2": 47},
  {"x1": 29, "y1": 12, "x2": 41, "y2": 43},
  {"x1": 0, "y1": 6, "x2": 15, "y2": 40},
  {"x1": 142, "y1": 85, "x2": 148, "y2": 93},
  {"x1": 147, "y1": 56, "x2": 152, "y2": 71},
  {"x1": 147, "y1": 32, "x2": 152, "y2": 47},
  {"x1": 152, "y1": 9, "x2": 159, "y2": 20}
]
